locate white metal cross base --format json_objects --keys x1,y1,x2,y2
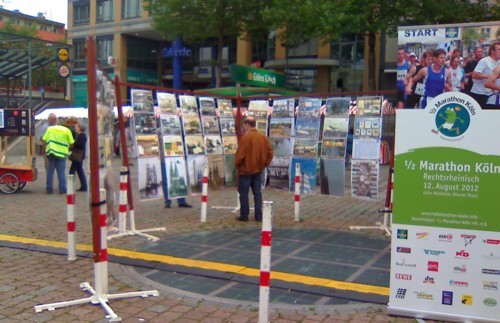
[
  {"x1": 349, "y1": 208, "x2": 392, "y2": 236},
  {"x1": 34, "y1": 281, "x2": 159, "y2": 322},
  {"x1": 211, "y1": 192, "x2": 254, "y2": 214},
  {"x1": 107, "y1": 210, "x2": 166, "y2": 241}
]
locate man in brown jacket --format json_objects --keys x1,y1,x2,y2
[{"x1": 234, "y1": 117, "x2": 274, "y2": 222}]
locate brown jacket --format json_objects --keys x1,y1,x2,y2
[{"x1": 235, "y1": 128, "x2": 274, "y2": 175}]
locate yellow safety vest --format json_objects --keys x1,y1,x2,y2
[{"x1": 42, "y1": 125, "x2": 74, "y2": 158}]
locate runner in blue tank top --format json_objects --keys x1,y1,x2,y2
[{"x1": 405, "y1": 48, "x2": 451, "y2": 109}]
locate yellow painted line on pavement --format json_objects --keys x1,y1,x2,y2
[{"x1": 0, "y1": 234, "x2": 389, "y2": 296}]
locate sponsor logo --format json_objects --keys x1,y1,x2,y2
[
  {"x1": 416, "y1": 232, "x2": 429, "y2": 239},
  {"x1": 414, "y1": 291, "x2": 433, "y2": 300},
  {"x1": 395, "y1": 259, "x2": 417, "y2": 268},
  {"x1": 484, "y1": 298, "x2": 497, "y2": 307},
  {"x1": 450, "y1": 280, "x2": 469, "y2": 287},
  {"x1": 423, "y1": 276, "x2": 435, "y2": 284},
  {"x1": 455, "y1": 250, "x2": 470, "y2": 259},
  {"x1": 461, "y1": 295, "x2": 473, "y2": 305},
  {"x1": 424, "y1": 249, "x2": 445, "y2": 256},
  {"x1": 395, "y1": 288, "x2": 406, "y2": 299},
  {"x1": 482, "y1": 281, "x2": 498, "y2": 291},
  {"x1": 438, "y1": 234, "x2": 453, "y2": 242},
  {"x1": 482, "y1": 269, "x2": 500, "y2": 275},
  {"x1": 397, "y1": 247, "x2": 411, "y2": 253},
  {"x1": 483, "y1": 239, "x2": 500, "y2": 245},
  {"x1": 483, "y1": 252, "x2": 500, "y2": 261},
  {"x1": 397, "y1": 229, "x2": 408, "y2": 239},
  {"x1": 461, "y1": 234, "x2": 475, "y2": 247},
  {"x1": 442, "y1": 291, "x2": 453, "y2": 305},
  {"x1": 453, "y1": 264, "x2": 467, "y2": 274},
  {"x1": 428, "y1": 261, "x2": 439, "y2": 272},
  {"x1": 395, "y1": 273, "x2": 412, "y2": 280}
]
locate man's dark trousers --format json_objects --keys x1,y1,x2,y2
[{"x1": 238, "y1": 172, "x2": 263, "y2": 220}]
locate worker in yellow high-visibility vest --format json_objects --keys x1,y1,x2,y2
[{"x1": 42, "y1": 113, "x2": 74, "y2": 194}]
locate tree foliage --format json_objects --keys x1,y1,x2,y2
[{"x1": 145, "y1": 0, "x2": 268, "y2": 88}]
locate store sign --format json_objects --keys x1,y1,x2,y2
[
  {"x1": 59, "y1": 64, "x2": 70, "y2": 78},
  {"x1": 230, "y1": 64, "x2": 285, "y2": 88},
  {"x1": 162, "y1": 46, "x2": 191, "y2": 57},
  {"x1": 57, "y1": 48, "x2": 69, "y2": 62}
]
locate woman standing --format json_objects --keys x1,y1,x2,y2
[{"x1": 69, "y1": 123, "x2": 88, "y2": 192}]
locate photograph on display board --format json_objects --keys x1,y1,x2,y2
[
  {"x1": 222, "y1": 136, "x2": 238, "y2": 154},
  {"x1": 248, "y1": 100, "x2": 269, "y2": 118},
  {"x1": 126, "y1": 117, "x2": 138, "y2": 158},
  {"x1": 131, "y1": 89, "x2": 155, "y2": 113},
  {"x1": 179, "y1": 95, "x2": 199, "y2": 115},
  {"x1": 205, "y1": 135, "x2": 223, "y2": 155},
  {"x1": 183, "y1": 115, "x2": 202, "y2": 135},
  {"x1": 323, "y1": 118, "x2": 349, "y2": 138},
  {"x1": 207, "y1": 154, "x2": 225, "y2": 190},
  {"x1": 97, "y1": 103, "x2": 114, "y2": 136},
  {"x1": 165, "y1": 157, "x2": 189, "y2": 199},
  {"x1": 255, "y1": 118, "x2": 268, "y2": 135},
  {"x1": 290, "y1": 157, "x2": 317, "y2": 194},
  {"x1": 160, "y1": 115, "x2": 182, "y2": 136},
  {"x1": 270, "y1": 137, "x2": 294, "y2": 156},
  {"x1": 185, "y1": 135, "x2": 206, "y2": 155},
  {"x1": 355, "y1": 96, "x2": 382, "y2": 116},
  {"x1": 199, "y1": 97, "x2": 217, "y2": 116},
  {"x1": 219, "y1": 118, "x2": 236, "y2": 136},
  {"x1": 186, "y1": 155, "x2": 206, "y2": 193},
  {"x1": 138, "y1": 157, "x2": 163, "y2": 200},
  {"x1": 136, "y1": 135, "x2": 160, "y2": 157},
  {"x1": 298, "y1": 98, "x2": 322, "y2": 118},
  {"x1": 321, "y1": 138, "x2": 347, "y2": 159},
  {"x1": 134, "y1": 112, "x2": 157, "y2": 135},
  {"x1": 294, "y1": 137, "x2": 318, "y2": 157},
  {"x1": 202, "y1": 116, "x2": 220, "y2": 135},
  {"x1": 157, "y1": 92, "x2": 178, "y2": 115},
  {"x1": 351, "y1": 159, "x2": 378, "y2": 199},
  {"x1": 268, "y1": 156, "x2": 291, "y2": 190},
  {"x1": 354, "y1": 117, "x2": 382, "y2": 139},
  {"x1": 269, "y1": 117, "x2": 294, "y2": 137},
  {"x1": 163, "y1": 135, "x2": 184, "y2": 157},
  {"x1": 320, "y1": 158, "x2": 345, "y2": 197},
  {"x1": 325, "y1": 98, "x2": 350, "y2": 117},
  {"x1": 352, "y1": 138, "x2": 381, "y2": 160},
  {"x1": 295, "y1": 118, "x2": 320, "y2": 138},
  {"x1": 223, "y1": 154, "x2": 237, "y2": 187},
  {"x1": 272, "y1": 98, "x2": 295, "y2": 117},
  {"x1": 217, "y1": 98, "x2": 233, "y2": 117},
  {"x1": 96, "y1": 70, "x2": 115, "y2": 108}
]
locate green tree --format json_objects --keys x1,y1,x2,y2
[{"x1": 144, "y1": 0, "x2": 268, "y2": 88}]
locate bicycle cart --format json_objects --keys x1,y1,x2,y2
[{"x1": 0, "y1": 108, "x2": 38, "y2": 194}]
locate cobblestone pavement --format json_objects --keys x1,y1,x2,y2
[{"x1": 0, "y1": 157, "x2": 440, "y2": 322}]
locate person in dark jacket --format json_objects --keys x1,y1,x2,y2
[
  {"x1": 234, "y1": 117, "x2": 274, "y2": 222},
  {"x1": 69, "y1": 123, "x2": 88, "y2": 192}
]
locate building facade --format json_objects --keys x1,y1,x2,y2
[
  {"x1": 67, "y1": 0, "x2": 389, "y2": 107},
  {"x1": 0, "y1": 7, "x2": 65, "y2": 42}
]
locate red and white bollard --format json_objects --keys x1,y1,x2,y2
[
  {"x1": 200, "y1": 163, "x2": 209, "y2": 222},
  {"x1": 258, "y1": 201, "x2": 273, "y2": 323},
  {"x1": 94, "y1": 189, "x2": 109, "y2": 295},
  {"x1": 294, "y1": 163, "x2": 301, "y2": 222},
  {"x1": 67, "y1": 175, "x2": 76, "y2": 261},
  {"x1": 118, "y1": 168, "x2": 128, "y2": 233}
]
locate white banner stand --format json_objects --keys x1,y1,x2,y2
[{"x1": 35, "y1": 189, "x2": 159, "y2": 321}]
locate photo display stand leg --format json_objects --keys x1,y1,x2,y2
[
  {"x1": 211, "y1": 191, "x2": 254, "y2": 214},
  {"x1": 108, "y1": 167, "x2": 165, "y2": 241},
  {"x1": 34, "y1": 188, "x2": 159, "y2": 321}
]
